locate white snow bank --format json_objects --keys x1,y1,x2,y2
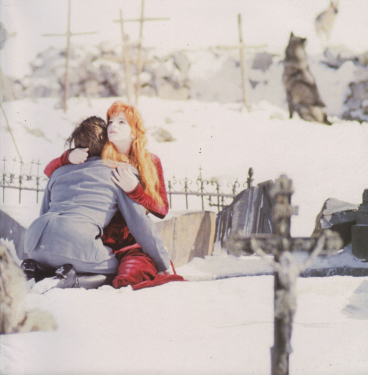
[{"x1": 1, "y1": 276, "x2": 368, "y2": 375}]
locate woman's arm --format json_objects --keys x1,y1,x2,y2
[
  {"x1": 44, "y1": 148, "x2": 89, "y2": 177},
  {"x1": 126, "y1": 154, "x2": 169, "y2": 219},
  {"x1": 44, "y1": 150, "x2": 71, "y2": 178}
]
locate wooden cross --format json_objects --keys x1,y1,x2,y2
[
  {"x1": 124, "y1": 0, "x2": 169, "y2": 102},
  {"x1": 215, "y1": 14, "x2": 266, "y2": 106},
  {"x1": 42, "y1": 0, "x2": 98, "y2": 112},
  {"x1": 108, "y1": 8, "x2": 157, "y2": 105},
  {"x1": 111, "y1": 9, "x2": 135, "y2": 104},
  {"x1": 228, "y1": 175, "x2": 343, "y2": 375}
]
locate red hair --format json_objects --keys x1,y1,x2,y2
[{"x1": 102, "y1": 101, "x2": 163, "y2": 205}]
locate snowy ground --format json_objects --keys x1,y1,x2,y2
[
  {"x1": 1, "y1": 95, "x2": 368, "y2": 374},
  {"x1": 1, "y1": 275, "x2": 368, "y2": 375}
]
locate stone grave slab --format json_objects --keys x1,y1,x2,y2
[{"x1": 213, "y1": 180, "x2": 274, "y2": 253}]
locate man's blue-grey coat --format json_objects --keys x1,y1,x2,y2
[{"x1": 25, "y1": 156, "x2": 170, "y2": 273}]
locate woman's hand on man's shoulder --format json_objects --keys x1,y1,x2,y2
[
  {"x1": 111, "y1": 162, "x2": 139, "y2": 193},
  {"x1": 69, "y1": 148, "x2": 89, "y2": 164}
]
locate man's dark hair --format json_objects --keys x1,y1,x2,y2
[{"x1": 66, "y1": 116, "x2": 107, "y2": 157}]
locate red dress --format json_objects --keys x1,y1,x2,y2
[{"x1": 44, "y1": 150, "x2": 177, "y2": 288}]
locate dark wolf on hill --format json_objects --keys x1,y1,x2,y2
[
  {"x1": 0, "y1": 243, "x2": 57, "y2": 334},
  {"x1": 282, "y1": 32, "x2": 331, "y2": 125}
]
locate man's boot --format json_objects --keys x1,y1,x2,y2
[
  {"x1": 21, "y1": 259, "x2": 54, "y2": 282},
  {"x1": 55, "y1": 265, "x2": 111, "y2": 289},
  {"x1": 21, "y1": 259, "x2": 38, "y2": 281},
  {"x1": 54, "y1": 264, "x2": 79, "y2": 288}
]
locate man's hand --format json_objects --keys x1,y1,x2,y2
[
  {"x1": 69, "y1": 148, "x2": 89, "y2": 164},
  {"x1": 111, "y1": 162, "x2": 139, "y2": 192}
]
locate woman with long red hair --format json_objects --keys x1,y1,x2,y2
[
  {"x1": 103, "y1": 101, "x2": 167, "y2": 217},
  {"x1": 44, "y1": 101, "x2": 184, "y2": 289}
]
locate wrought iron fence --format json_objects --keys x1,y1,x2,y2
[
  {"x1": 0, "y1": 157, "x2": 254, "y2": 212},
  {"x1": 1, "y1": 157, "x2": 48, "y2": 204},
  {"x1": 166, "y1": 167, "x2": 254, "y2": 212}
]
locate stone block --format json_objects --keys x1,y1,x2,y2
[
  {"x1": 155, "y1": 211, "x2": 216, "y2": 267},
  {"x1": 214, "y1": 181, "x2": 274, "y2": 253},
  {"x1": 351, "y1": 189, "x2": 368, "y2": 260},
  {"x1": 352, "y1": 225, "x2": 368, "y2": 260},
  {"x1": 356, "y1": 189, "x2": 368, "y2": 224}
]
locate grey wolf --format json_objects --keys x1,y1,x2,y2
[{"x1": 282, "y1": 32, "x2": 331, "y2": 125}]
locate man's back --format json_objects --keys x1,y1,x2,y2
[
  {"x1": 44, "y1": 156, "x2": 119, "y2": 229},
  {"x1": 25, "y1": 156, "x2": 122, "y2": 270}
]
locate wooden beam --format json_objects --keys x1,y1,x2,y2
[{"x1": 42, "y1": 0, "x2": 98, "y2": 112}]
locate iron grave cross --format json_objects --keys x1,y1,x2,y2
[{"x1": 228, "y1": 175, "x2": 343, "y2": 375}]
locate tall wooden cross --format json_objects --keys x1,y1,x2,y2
[
  {"x1": 215, "y1": 14, "x2": 266, "y2": 106},
  {"x1": 43, "y1": 0, "x2": 98, "y2": 112},
  {"x1": 228, "y1": 175, "x2": 343, "y2": 375},
  {"x1": 112, "y1": 9, "x2": 134, "y2": 104},
  {"x1": 124, "y1": 0, "x2": 169, "y2": 102}
]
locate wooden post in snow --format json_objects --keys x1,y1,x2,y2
[
  {"x1": 215, "y1": 13, "x2": 266, "y2": 107},
  {"x1": 238, "y1": 14, "x2": 248, "y2": 107},
  {"x1": 124, "y1": 0, "x2": 169, "y2": 103},
  {"x1": 43, "y1": 0, "x2": 98, "y2": 112},
  {"x1": 113, "y1": 9, "x2": 134, "y2": 104}
]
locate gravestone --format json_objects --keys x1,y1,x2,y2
[
  {"x1": 352, "y1": 189, "x2": 368, "y2": 260},
  {"x1": 213, "y1": 180, "x2": 274, "y2": 253},
  {"x1": 312, "y1": 197, "x2": 358, "y2": 247},
  {"x1": 154, "y1": 211, "x2": 216, "y2": 267}
]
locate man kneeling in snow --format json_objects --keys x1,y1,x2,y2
[{"x1": 23, "y1": 116, "x2": 172, "y2": 290}]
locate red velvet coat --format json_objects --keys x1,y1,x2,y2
[{"x1": 44, "y1": 151, "x2": 169, "y2": 253}]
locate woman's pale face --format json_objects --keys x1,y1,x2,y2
[{"x1": 107, "y1": 112, "x2": 132, "y2": 145}]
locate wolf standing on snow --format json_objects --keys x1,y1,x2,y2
[{"x1": 282, "y1": 32, "x2": 331, "y2": 125}]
